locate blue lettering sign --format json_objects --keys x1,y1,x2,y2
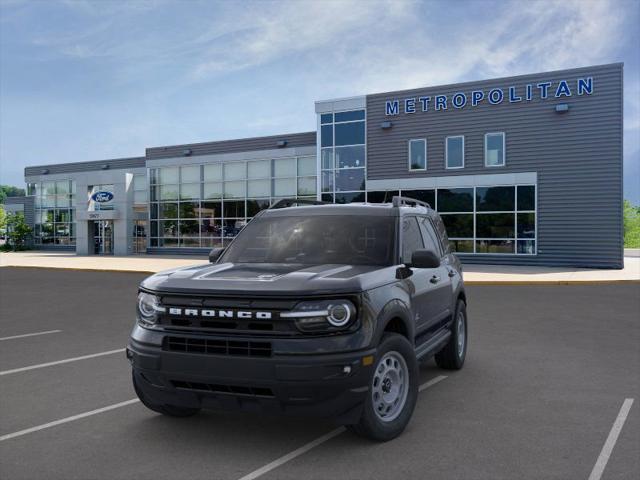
[
  {"x1": 509, "y1": 86, "x2": 522, "y2": 102},
  {"x1": 435, "y1": 95, "x2": 447, "y2": 110},
  {"x1": 385, "y1": 100, "x2": 399, "y2": 115},
  {"x1": 537, "y1": 82, "x2": 552, "y2": 99},
  {"x1": 471, "y1": 90, "x2": 484, "y2": 106},
  {"x1": 405, "y1": 98, "x2": 416, "y2": 113},
  {"x1": 452, "y1": 92, "x2": 467, "y2": 108},
  {"x1": 577, "y1": 77, "x2": 593, "y2": 95},
  {"x1": 525, "y1": 84, "x2": 533, "y2": 101},
  {"x1": 488, "y1": 88, "x2": 504, "y2": 104},
  {"x1": 418, "y1": 96, "x2": 431, "y2": 111},
  {"x1": 91, "y1": 191, "x2": 114, "y2": 203},
  {"x1": 555, "y1": 80, "x2": 572, "y2": 97}
]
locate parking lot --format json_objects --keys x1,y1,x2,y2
[{"x1": 0, "y1": 267, "x2": 638, "y2": 480}]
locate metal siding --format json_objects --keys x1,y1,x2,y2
[
  {"x1": 146, "y1": 132, "x2": 316, "y2": 160},
  {"x1": 24, "y1": 157, "x2": 145, "y2": 177},
  {"x1": 366, "y1": 63, "x2": 623, "y2": 268}
]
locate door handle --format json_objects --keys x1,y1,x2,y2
[
  {"x1": 448, "y1": 269, "x2": 457, "y2": 278},
  {"x1": 429, "y1": 275, "x2": 440, "y2": 284}
]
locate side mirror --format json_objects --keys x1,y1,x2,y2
[
  {"x1": 208, "y1": 247, "x2": 225, "y2": 263},
  {"x1": 409, "y1": 249, "x2": 441, "y2": 269}
]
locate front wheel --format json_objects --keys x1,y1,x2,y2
[
  {"x1": 435, "y1": 300, "x2": 467, "y2": 370},
  {"x1": 132, "y1": 371, "x2": 201, "y2": 418},
  {"x1": 348, "y1": 333, "x2": 418, "y2": 442}
]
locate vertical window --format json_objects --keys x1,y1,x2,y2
[
  {"x1": 418, "y1": 217, "x2": 442, "y2": 256},
  {"x1": 408, "y1": 139, "x2": 427, "y2": 171},
  {"x1": 446, "y1": 136, "x2": 464, "y2": 169},
  {"x1": 485, "y1": 132, "x2": 505, "y2": 167},
  {"x1": 401, "y1": 217, "x2": 424, "y2": 264}
]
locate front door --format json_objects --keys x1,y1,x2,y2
[{"x1": 93, "y1": 220, "x2": 114, "y2": 255}]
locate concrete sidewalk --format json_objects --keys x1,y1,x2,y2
[{"x1": 1, "y1": 250, "x2": 639, "y2": 284}]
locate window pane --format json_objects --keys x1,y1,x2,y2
[
  {"x1": 335, "y1": 122, "x2": 365, "y2": 146},
  {"x1": 181, "y1": 165, "x2": 200, "y2": 183},
  {"x1": 517, "y1": 240, "x2": 536, "y2": 254},
  {"x1": 224, "y1": 181, "x2": 246, "y2": 198},
  {"x1": 409, "y1": 140, "x2": 426, "y2": 170},
  {"x1": 321, "y1": 193, "x2": 334, "y2": 202},
  {"x1": 476, "y1": 213, "x2": 515, "y2": 238},
  {"x1": 297, "y1": 156, "x2": 316, "y2": 176},
  {"x1": 321, "y1": 148, "x2": 334, "y2": 170},
  {"x1": 418, "y1": 218, "x2": 441, "y2": 255},
  {"x1": 223, "y1": 218, "x2": 247, "y2": 237},
  {"x1": 518, "y1": 185, "x2": 535, "y2": 210},
  {"x1": 273, "y1": 178, "x2": 296, "y2": 196},
  {"x1": 159, "y1": 167, "x2": 179, "y2": 184},
  {"x1": 334, "y1": 192, "x2": 365, "y2": 204},
  {"x1": 247, "y1": 160, "x2": 271, "y2": 179},
  {"x1": 401, "y1": 217, "x2": 424, "y2": 264},
  {"x1": 450, "y1": 239, "x2": 474, "y2": 253},
  {"x1": 321, "y1": 172, "x2": 333, "y2": 192},
  {"x1": 437, "y1": 188, "x2": 473, "y2": 212},
  {"x1": 160, "y1": 220, "x2": 178, "y2": 237},
  {"x1": 223, "y1": 200, "x2": 245, "y2": 218},
  {"x1": 335, "y1": 145, "x2": 365, "y2": 169},
  {"x1": 517, "y1": 213, "x2": 536, "y2": 238},
  {"x1": 202, "y1": 237, "x2": 224, "y2": 248},
  {"x1": 440, "y1": 214, "x2": 473, "y2": 238},
  {"x1": 320, "y1": 113, "x2": 333, "y2": 124},
  {"x1": 321, "y1": 124, "x2": 333, "y2": 147},
  {"x1": 486, "y1": 133, "x2": 505, "y2": 166},
  {"x1": 446, "y1": 137, "x2": 464, "y2": 168},
  {"x1": 247, "y1": 199, "x2": 270, "y2": 217},
  {"x1": 200, "y1": 219, "x2": 222, "y2": 237},
  {"x1": 367, "y1": 190, "x2": 399, "y2": 203},
  {"x1": 402, "y1": 189, "x2": 435, "y2": 207},
  {"x1": 476, "y1": 240, "x2": 514, "y2": 254},
  {"x1": 204, "y1": 182, "x2": 223, "y2": 199},
  {"x1": 204, "y1": 164, "x2": 222, "y2": 181},
  {"x1": 224, "y1": 162, "x2": 245, "y2": 181},
  {"x1": 274, "y1": 158, "x2": 297, "y2": 177},
  {"x1": 180, "y1": 183, "x2": 200, "y2": 200},
  {"x1": 248, "y1": 179, "x2": 271, "y2": 197},
  {"x1": 55, "y1": 181, "x2": 69, "y2": 195},
  {"x1": 201, "y1": 201, "x2": 222, "y2": 219},
  {"x1": 160, "y1": 184, "x2": 179, "y2": 200},
  {"x1": 297, "y1": 177, "x2": 317, "y2": 195},
  {"x1": 43, "y1": 181, "x2": 56, "y2": 195},
  {"x1": 335, "y1": 168, "x2": 365, "y2": 191},
  {"x1": 335, "y1": 110, "x2": 365, "y2": 122},
  {"x1": 133, "y1": 175, "x2": 146, "y2": 191},
  {"x1": 179, "y1": 220, "x2": 200, "y2": 237},
  {"x1": 134, "y1": 190, "x2": 146, "y2": 204},
  {"x1": 179, "y1": 202, "x2": 199, "y2": 218},
  {"x1": 159, "y1": 202, "x2": 178, "y2": 218},
  {"x1": 476, "y1": 186, "x2": 515, "y2": 211}
]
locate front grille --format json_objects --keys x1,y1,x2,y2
[
  {"x1": 164, "y1": 336, "x2": 272, "y2": 357},
  {"x1": 171, "y1": 380, "x2": 274, "y2": 397}
]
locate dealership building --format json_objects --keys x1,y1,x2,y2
[{"x1": 11, "y1": 63, "x2": 623, "y2": 268}]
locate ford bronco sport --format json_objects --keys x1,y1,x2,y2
[{"x1": 128, "y1": 196, "x2": 467, "y2": 441}]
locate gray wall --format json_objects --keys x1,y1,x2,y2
[
  {"x1": 366, "y1": 63, "x2": 623, "y2": 268},
  {"x1": 25, "y1": 157, "x2": 145, "y2": 177}
]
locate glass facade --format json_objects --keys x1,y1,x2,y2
[
  {"x1": 32, "y1": 180, "x2": 76, "y2": 245},
  {"x1": 320, "y1": 110, "x2": 366, "y2": 204},
  {"x1": 149, "y1": 156, "x2": 317, "y2": 248}
]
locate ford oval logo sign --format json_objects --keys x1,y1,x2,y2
[{"x1": 91, "y1": 191, "x2": 114, "y2": 203}]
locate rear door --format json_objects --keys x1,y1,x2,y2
[{"x1": 417, "y1": 216, "x2": 453, "y2": 333}]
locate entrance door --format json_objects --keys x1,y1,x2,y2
[{"x1": 93, "y1": 220, "x2": 114, "y2": 255}]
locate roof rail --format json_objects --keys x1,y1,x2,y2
[
  {"x1": 391, "y1": 195, "x2": 432, "y2": 209},
  {"x1": 269, "y1": 198, "x2": 327, "y2": 209}
]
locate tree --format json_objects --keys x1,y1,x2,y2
[
  {"x1": 0, "y1": 185, "x2": 26, "y2": 204},
  {"x1": 0, "y1": 205, "x2": 6, "y2": 232},
  {"x1": 623, "y1": 199, "x2": 640, "y2": 248},
  {"x1": 5, "y1": 212, "x2": 32, "y2": 250}
]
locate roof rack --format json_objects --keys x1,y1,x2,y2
[
  {"x1": 269, "y1": 198, "x2": 327, "y2": 209},
  {"x1": 391, "y1": 195, "x2": 432, "y2": 209}
]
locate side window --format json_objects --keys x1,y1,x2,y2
[
  {"x1": 433, "y1": 215, "x2": 451, "y2": 254},
  {"x1": 401, "y1": 217, "x2": 424, "y2": 264},
  {"x1": 419, "y1": 217, "x2": 442, "y2": 257}
]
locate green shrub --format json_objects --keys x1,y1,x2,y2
[{"x1": 624, "y1": 200, "x2": 640, "y2": 248}]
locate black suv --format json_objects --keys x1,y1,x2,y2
[{"x1": 128, "y1": 197, "x2": 467, "y2": 441}]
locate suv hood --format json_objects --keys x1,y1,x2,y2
[{"x1": 141, "y1": 262, "x2": 397, "y2": 296}]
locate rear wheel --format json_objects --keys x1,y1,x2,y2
[
  {"x1": 435, "y1": 300, "x2": 467, "y2": 370},
  {"x1": 132, "y1": 371, "x2": 201, "y2": 418},
  {"x1": 348, "y1": 333, "x2": 418, "y2": 441}
]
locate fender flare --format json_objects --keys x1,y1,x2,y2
[{"x1": 372, "y1": 298, "x2": 415, "y2": 346}]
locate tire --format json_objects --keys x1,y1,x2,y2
[
  {"x1": 435, "y1": 300, "x2": 467, "y2": 370},
  {"x1": 348, "y1": 333, "x2": 418, "y2": 442},
  {"x1": 132, "y1": 371, "x2": 201, "y2": 418}
]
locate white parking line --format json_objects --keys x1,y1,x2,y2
[
  {"x1": 238, "y1": 375, "x2": 448, "y2": 480},
  {"x1": 0, "y1": 330, "x2": 62, "y2": 341},
  {"x1": 0, "y1": 399, "x2": 139, "y2": 442},
  {"x1": 587, "y1": 398, "x2": 634, "y2": 480},
  {"x1": 0, "y1": 348, "x2": 125, "y2": 376}
]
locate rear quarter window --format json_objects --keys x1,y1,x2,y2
[{"x1": 433, "y1": 215, "x2": 451, "y2": 254}]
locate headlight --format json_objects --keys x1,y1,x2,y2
[
  {"x1": 281, "y1": 299, "x2": 356, "y2": 333},
  {"x1": 137, "y1": 292, "x2": 164, "y2": 326}
]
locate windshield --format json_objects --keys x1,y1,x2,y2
[{"x1": 221, "y1": 215, "x2": 396, "y2": 266}]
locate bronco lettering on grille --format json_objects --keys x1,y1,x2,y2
[{"x1": 167, "y1": 308, "x2": 272, "y2": 320}]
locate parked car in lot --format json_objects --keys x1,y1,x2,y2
[{"x1": 128, "y1": 196, "x2": 467, "y2": 441}]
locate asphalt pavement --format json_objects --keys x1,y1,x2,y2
[{"x1": 0, "y1": 267, "x2": 638, "y2": 480}]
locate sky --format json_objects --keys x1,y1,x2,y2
[{"x1": 1, "y1": 0, "x2": 639, "y2": 202}]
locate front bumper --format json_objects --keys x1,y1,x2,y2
[{"x1": 127, "y1": 326, "x2": 376, "y2": 424}]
